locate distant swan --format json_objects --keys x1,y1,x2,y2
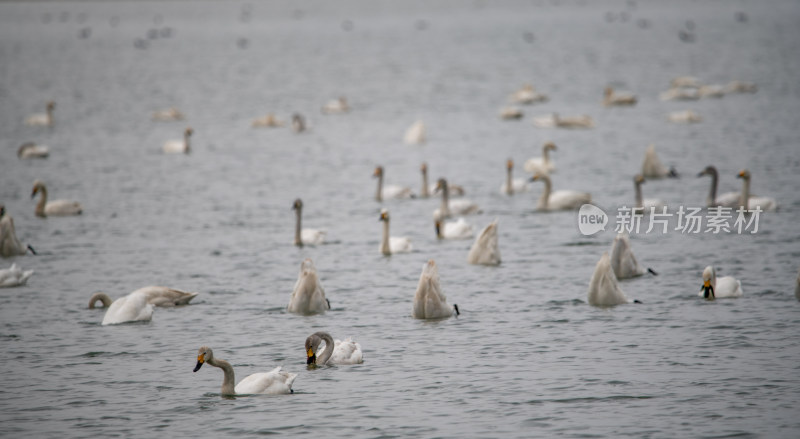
[
  {"x1": 251, "y1": 113, "x2": 284, "y2": 128},
  {"x1": 698, "y1": 84, "x2": 725, "y2": 98},
  {"x1": 737, "y1": 169, "x2": 777, "y2": 212},
  {"x1": 435, "y1": 217, "x2": 474, "y2": 240},
  {"x1": 0, "y1": 206, "x2": 36, "y2": 257},
  {"x1": 609, "y1": 232, "x2": 649, "y2": 279},
  {"x1": 633, "y1": 174, "x2": 666, "y2": 211},
  {"x1": 725, "y1": 81, "x2": 757, "y2": 94},
  {"x1": 379, "y1": 209, "x2": 412, "y2": 255},
  {"x1": 641, "y1": 144, "x2": 678, "y2": 179},
  {"x1": 530, "y1": 173, "x2": 591, "y2": 211},
  {"x1": 667, "y1": 110, "x2": 702, "y2": 124},
  {"x1": 420, "y1": 165, "x2": 465, "y2": 198},
  {"x1": 292, "y1": 199, "x2": 326, "y2": 246},
  {"x1": 659, "y1": 87, "x2": 700, "y2": 101},
  {"x1": 287, "y1": 258, "x2": 330, "y2": 315},
  {"x1": 305, "y1": 332, "x2": 363, "y2": 366},
  {"x1": 163, "y1": 127, "x2": 192, "y2": 154},
  {"x1": 587, "y1": 252, "x2": 633, "y2": 306},
  {"x1": 151, "y1": 107, "x2": 184, "y2": 122},
  {"x1": 412, "y1": 259, "x2": 459, "y2": 319},
  {"x1": 670, "y1": 76, "x2": 701, "y2": 88},
  {"x1": 373, "y1": 166, "x2": 414, "y2": 202},
  {"x1": 0, "y1": 264, "x2": 34, "y2": 288},
  {"x1": 533, "y1": 113, "x2": 595, "y2": 129},
  {"x1": 510, "y1": 84, "x2": 548, "y2": 104},
  {"x1": 499, "y1": 107, "x2": 523, "y2": 120},
  {"x1": 193, "y1": 346, "x2": 297, "y2": 395},
  {"x1": 404, "y1": 120, "x2": 425, "y2": 144},
  {"x1": 467, "y1": 219, "x2": 500, "y2": 265},
  {"x1": 291, "y1": 113, "x2": 306, "y2": 133},
  {"x1": 93, "y1": 289, "x2": 154, "y2": 325},
  {"x1": 89, "y1": 286, "x2": 198, "y2": 309},
  {"x1": 321, "y1": 97, "x2": 349, "y2": 114},
  {"x1": 697, "y1": 166, "x2": 741, "y2": 207},
  {"x1": 18, "y1": 142, "x2": 49, "y2": 159},
  {"x1": 523, "y1": 141, "x2": 557, "y2": 174},
  {"x1": 31, "y1": 180, "x2": 82, "y2": 218},
  {"x1": 432, "y1": 178, "x2": 479, "y2": 219},
  {"x1": 500, "y1": 159, "x2": 530, "y2": 195},
  {"x1": 25, "y1": 101, "x2": 55, "y2": 127},
  {"x1": 603, "y1": 87, "x2": 637, "y2": 106},
  {"x1": 699, "y1": 265, "x2": 743, "y2": 299}
]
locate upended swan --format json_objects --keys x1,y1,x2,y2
[
  {"x1": 633, "y1": 174, "x2": 666, "y2": 212},
  {"x1": 305, "y1": 332, "x2": 364, "y2": 366},
  {"x1": 287, "y1": 258, "x2": 330, "y2": 315},
  {"x1": 0, "y1": 264, "x2": 34, "y2": 288},
  {"x1": 379, "y1": 209, "x2": 412, "y2": 255},
  {"x1": 467, "y1": 219, "x2": 500, "y2": 266},
  {"x1": 697, "y1": 166, "x2": 742, "y2": 207},
  {"x1": 412, "y1": 259, "x2": 459, "y2": 319},
  {"x1": 609, "y1": 232, "x2": 655, "y2": 279},
  {"x1": 587, "y1": 252, "x2": 635, "y2": 306},
  {"x1": 603, "y1": 87, "x2": 637, "y2": 106},
  {"x1": 530, "y1": 173, "x2": 591, "y2": 211},
  {"x1": 31, "y1": 180, "x2": 82, "y2": 217},
  {"x1": 151, "y1": 107, "x2": 184, "y2": 122},
  {"x1": 500, "y1": 159, "x2": 530, "y2": 195},
  {"x1": 92, "y1": 289, "x2": 154, "y2": 325},
  {"x1": 25, "y1": 101, "x2": 55, "y2": 127},
  {"x1": 292, "y1": 199, "x2": 326, "y2": 246},
  {"x1": 252, "y1": 113, "x2": 284, "y2": 128},
  {"x1": 641, "y1": 144, "x2": 678, "y2": 179},
  {"x1": 404, "y1": 120, "x2": 425, "y2": 144},
  {"x1": 699, "y1": 265, "x2": 743, "y2": 299},
  {"x1": 737, "y1": 169, "x2": 777, "y2": 212},
  {"x1": 435, "y1": 217, "x2": 474, "y2": 240},
  {"x1": 523, "y1": 142, "x2": 557, "y2": 174},
  {"x1": 373, "y1": 166, "x2": 414, "y2": 202},
  {"x1": 89, "y1": 286, "x2": 198, "y2": 309},
  {"x1": 193, "y1": 346, "x2": 297, "y2": 395},
  {"x1": 432, "y1": 178, "x2": 479, "y2": 219},
  {"x1": 0, "y1": 206, "x2": 36, "y2": 257},
  {"x1": 163, "y1": 127, "x2": 192, "y2": 154},
  {"x1": 18, "y1": 142, "x2": 49, "y2": 159}
]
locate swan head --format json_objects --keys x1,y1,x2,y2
[
  {"x1": 529, "y1": 172, "x2": 549, "y2": 183},
  {"x1": 373, "y1": 166, "x2": 383, "y2": 178},
  {"x1": 194, "y1": 346, "x2": 213, "y2": 372},
  {"x1": 47, "y1": 101, "x2": 56, "y2": 111},
  {"x1": 701, "y1": 266, "x2": 716, "y2": 299},
  {"x1": 634, "y1": 174, "x2": 645, "y2": 185},
  {"x1": 434, "y1": 219, "x2": 442, "y2": 239},
  {"x1": 305, "y1": 333, "x2": 322, "y2": 365},
  {"x1": 434, "y1": 178, "x2": 448, "y2": 193},
  {"x1": 31, "y1": 180, "x2": 46, "y2": 197},
  {"x1": 604, "y1": 86, "x2": 613, "y2": 97},
  {"x1": 697, "y1": 165, "x2": 717, "y2": 178},
  {"x1": 379, "y1": 208, "x2": 389, "y2": 222},
  {"x1": 292, "y1": 198, "x2": 303, "y2": 211},
  {"x1": 184, "y1": 127, "x2": 193, "y2": 137},
  {"x1": 506, "y1": 159, "x2": 514, "y2": 169},
  {"x1": 420, "y1": 162, "x2": 427, "y2": 173},
  {"x1": 737, "y1": 169, "x2": 751, "y2": 180},
  {"x1": 543, "y1": 141, "x2": 557, "y2": 151}
]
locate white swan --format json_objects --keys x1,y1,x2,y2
[
  {"x1": 305, "y1": 332, "x2": 364, "y2": 366},
  {"x1": 725, "y1": 81, "x2": 757, "y2": 94},
  {"x1": 0, "y1": 264, "x2": 34, "y2": 288},
  {"x1": 659, "y1": 87, "x2": 700, "y2": 101},
  {"x1": 291, "y1": 113, "x2": 306, "y2": 133},
  {"x1": 467, "y1": 219, "x2": 500, "y2": 266},
  {"x1": 31, "y1": 180, "x2": 82, "y2": 218},
  {"x1": 667, "y1": 110, "x2": 702, "y2": 124},
  {"x1": 373, "y1": 166, "x2": 414, "y2": 202},
  {"x1": 412, "y1": 259, "x2": 459, "y2": 319},
  {"x1": 670, "y1": 76, "x2": 701, "y2": 88},
  {"x1": 404, "y1": 120, "x2": 425, "y2": 144},
  {"x1": 609, "y1": 232, "x2": 646, "y2": 279},
  {"x1": 530, "y1": 173, "x2": 591, "y2": 211},
  {"x1": 89, "y1": 286, "x2": 198, "y2": 309},
  {"x1": 699, "y1": 265, "x2": 743, "y2": 299},
  {"x1": 435, "y1": 217, "x2": 474, "y2": 240},
  {"x1": 499, "y1": 107, "x2": 523, "y2": 120},
  {"x1": 163, "y1": 127, "x2": 192, "y2": 154},
  {"x1": 603, "y1": 87, "x2": 637, "y2": 106},
  {"x1": 587, "y1": 252, "x2": 633, "y2": 306},
  {"x1": 151, "y1": 107, "x2": 184, "y2": 122},
  {"x1": 697, "y1": 166, "x2": 742, "y2": 207},
  {"x1": 533, "y1": 113, "x2": 595, "y2": 129},
  {"x1": 641, "y1": 144, "x2": 677, "y2": 179},
  {"x1": 432, "y1": 178, "x2": 479, "y2": 219},
  {"x1": 251, "y1": 113, "x2": 284, "y2": 128},
  {"x1": 510, "y1": 84, "x2": 548, "y2": 104},
  {"x1": 17, "y1": 142, "x2": 49, "y2": 159},
  {"x1": 523, "y1": 142, "x2": 557, "y2": 174},
  {"x1": 193, "y1": 346, "x2": 297, "y2": 395},
  {"x1": 25, "y1": 101, "x2": 55, "y2": 127},
  {"x1": 379, "y1": 209, "x2": 412, "y2": 255},
  {"x1": 292, "y1": 199, "x2": 326, "y2": 246},
  {"x1": 321, "y1": 97, "x2": 349, "y2": 114},
  {"x1": 698, "y1": 84, "x2": 725, "y2": 98},
  {"x1": 287, "y1": 258, "x2": 330, "y2": 315},
  {"x1": 94, "y1": 289, "x2": 154, "y2": 325},
  {"x1": 737, "y1": 170, "x2": 777, "y2": 212},
  {"x1": 0, "y1": 206, "x2": 36, "y2": 257},
  {"x1": 633, "y1": 174, "x2": 666, "y2": 212},
  {"x1": 500, "y1": 159, "x2": 530, "y2": 195}
]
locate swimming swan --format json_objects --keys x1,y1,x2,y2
[
  {"x1": 287, "y1": 258, "x2": 330, "y2": 315},
  {"x1": 0, "y1": 206, "x2": 36, "y2": 257},
  {"x1": 252, "y1": 113, "x2": 284, "y2": 128},
  {"x1": 699, "y1": 265, "x2": 743, "y2": 299},
  {"x1": 659, "y1": 87, "x2": 700, "y2": 101},
  {"x1": 510, "y1": 84, "x2": 548, "y2": 104},
  {"x1": 603, "y1": 87, "x2": 637, "y2": 106},
  {"x1": 18, "y1": 142, "x2": 49, "y2": 159},
  {"x1": 0, "y1": 264, "x2": 34, "y2": 288},
  {"x1": 633, "y1": 174, "x2": 666, "y2": 212},
  {"x1": 25, "y1": 101, "x2": 55, "y2": 127},
  {"x1": 163, "y1": 127, "x2": 192, "y2": 154},
  {"x1": 533, "y1": 113, "x2": 595, "y2": 129},
  {"x1": 379, "y1": 209, "x2": 412, "y2": 255},
  {"x1": 89, "y1": 286, "x2": 198, "y2": 309},
  {"x1": 697, "y1": 166, "x2": 741, "y2": 207},
  {"x1": 432, "y1": 178, "x2": 479, "y2": 219},
  {"x1": 420, "y1": 165, "x2": 465, "y2": 198},
  {"x1": 737, "y1": 170, "x2": 777, "y2": 212},
  {"x1": 305, "y1": 332, "x2": 364, "y2": 366},
  {"x1": 641, "y1": 144, "x2": 678, "y2": 179},
  {"x1": 404, "y1": 120, "x2": 426, "y2": 144},
  {"x1": 587, "y1": 252, "x2": 633, "y2": 306},
  {"x1": 151, "y1": 107, "x2": 184, "y2": 122},
  {"x1": 501, "y1": 159, "x2": 530, "y2": 195},
  {"x1": 321, "y1": 97, "x2": 349, "y2": 114},
  {"x1": 31, "y1": 180, "x2": 82, "y2": 217},
  {"x1": 523, "y1": 142, "x2": 557, "y2": 174},
  {"x1": 193, "y1": 346, "x2": 297, "y2": 395},
  {"x1": 667, "y1": 110, "x2": 702, "y2": 124},
  {"x1": 725, "y1": 81, "x2": 757, "y2": 94},
  {"x1": 373, "y1": 166, "x2": 414, "y2": 202},
  {"x1": 467, "y1": 219, "x2": 501, "y2": 266},
  {"x1": 292, "y1": 199, "x2": 326, "y2": 246},
  {"x1": 530, "y1": 173, "x2": 591, "y2": 211},
  {"x1": 435, "y1": 217, "x2": 474, "y2": 240},
  {"x1": 412, "y1": 259, "x2": 459, "y2": 319},
  {"x1": 499, "y1": 107, "x2": 524, "y2": 120},
  {"x1": 93, "y1": 289, "x2": 154, "y2": 325}
]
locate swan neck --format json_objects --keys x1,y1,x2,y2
[
  {"x1": 381, "y1": 218, "x2": 391, "y2": 255},
  {"x1": 542, "y1": 146, "x2": 550, "y2": 164},
  {"x1": 208, "y1": 357, "x2": 236, "y2": 395},
  {"x1": 294, "y1": 207, "x2": 302, "y2": 246},
  {"x1": 184, "y1": 132, "x2": 190, "y2": 153},
  {"x1": 506, "y1": 166, "x2": 513, "y2": 195},
  {"x1": 440, "y1": 182, "x2": 449, "y2": 216},
  {"x1": 88, "y1": 292, "x2": 113, "y2": 309},
  {"x1": 634, "y1": 180, "x2": 643, "y2": 209},
  {"x1": 421, "y1": 168, "x2": 429, "y2": 198},
  {"x1": 47, "y1": 107, "x2": 54, "y2": 125},
  {"x1": 376, "y1": 172, "x2": 383, "y2": 202},
  {"x1": 317, "y1": 332, "x2": 335, "y2": 365},
  {"x1": 708, "y1": 169, "x2": 718, "y2": 206},
  {"x1": 538, "y1": 176, "x2": 551, "y2": 209},
  {"x1": 740, "y1": 176, "x2": 750, "y2": 210},
  {"x1": 35, "y1": 186, "x2": 47, "y2": 217}
]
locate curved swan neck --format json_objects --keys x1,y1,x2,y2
[
  {"x1": 634, "y1": 180, "x2": 644, "y2": 209},
  {"x1": 740, "y1": 175, "x2": 750, "y2": 210},
  {"x1": 380, "y1": 217, "x2": 391, "y2": 255},
  {"x1": 707, "y1": 168, "x2": 719, "y2": 206},
  {"x1": 294, "y1": 206, "x2": 302, "y2": 246},
  {"x1": 208, "y1": 357, "x2": 236, "y2": 395},
  {"x1": 421, "y1": 166, "x2": 429, "y2": 198},
  {"x1": 506, "y1": 166, "x2": 513, "y2": 195},
  {"x1": 538, "y1": 175, "x2": 551, "y2": 209},
  {"x1": 315, "y1": 332, "x2": 335, "y2": 365},
  {"x1": 88, "y1": 292, "x2": 113, "y2": 309}
]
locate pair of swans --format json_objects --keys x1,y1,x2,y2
[
  {"x1": 736, "y1": 170, "x2": 777, "y2": 211},
  {"x1": 413, "y1": 260, "x2": 459, "y2": 319},
  {"x1": 252, "y1": 113, "x2": 284, "y2": 128},
  {"x1": 292, "y1": 199, "x2": 326, "y2": 246},
  {"x1": 18, "y1": 142, "x2": 49, "y2": 159},
  {"x1": 163, "y1": 127, "x2": 192, "y2": 154},
  {"x1": 699, "y1": 266, "x2": 743, "y2": 299},
  {"x1": 321, "y1": 97, "x2": 349, "y2": 114},
  {"x1": 641, "y1": 145, "x2": 678, "y2": 179},
  {"x1": 194, "y1": 346, "x2": 297, "y2": 395},
  {"x1": 373, "y1": 166, "x2": 414, "y2": 201},
  {"x1": 88, "y1": 286, "x2": 199, "y2": 325},
  {"x1": 667, "y1": 110, "x2": 702, "y2": 124},
  {"x1": 404, "y1": 120, "x2": 425, "y2": 144},
  {"x1": 432, "y1": 178, "x2": 480, "y2": 219},
  {"x1": 697, "y1": 167, "x2": 777, "y2": 211},
  {"x1": 435, "y1": 217, "x2": 474, "y2": 240},
  {"x1": 523, "y1": 142, "x2": 557, "y2": 175},
  {"x1": 530, "y1": 173, "x2": 591, "y2": 211},
  {"x1": 31, "y1": 180, "x2": 82, "y2": 217},
  {"x1": 287, "y1": 258, "x2": 330, "y2": 315},
  {"x1": 379, "y1": 209, "x2": 412, "y2": 255},
  {"x1": 419, "y1": 164, "x2": 465, "y2": 198},
  {"x1": 633, "y1": 174, "x2": 666, "y2": 211},
  {"x1": 25, "y1": 101, "x2": 55, "y2": 127},
  {"x1": 532, "y1": 113, "x2": 594, "y2": 129},
  {"x1": 305, "y1": 332, "x2": 364, "y2": 366},
  {"x1": 0, "y1": 206, "x2": 36, "y2": 257},
  {"x1": 467, "y1": 219, "x2": 501, "y2": 266},
  {"x1": 510, "y1": 84, "x2": 548, "y2": 104},
  {"x1": 0, "y1": 264, "x2": 34, "y2": 288},
  {"x1": 151, "y1": 107, "x2": 184, "y2": 122},
  {"x1": 603, "y1": 87, "x2": 637, "y2": 106},
  {"x1": 500, "y1": 159, "x2": 530, "y2": 195}
]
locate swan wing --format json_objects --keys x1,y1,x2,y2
[
  {"x1": 134, "y1": 286, "x2": 199, "y2": 307},
  {"x1": 548, "y1": 190, "x2": 591, "y2": 210},
  {"x1": 444, "y1": 218, "x2": 474, "y2": 239},
  {"x1": 331, "y1": 338, "x2": 364, "y2": 365},
  {"x1": 382, "y1": 185, "x2": 414, "y2": 200},
  {"x1": 0, "y1": 264, "x2": 34, "y2": 288},
  {"x1": 715, "y1": 192, "x2": 741, "y2": 208},
  {"x1": 609, "y1": 234, "x2": 644, "y2": 279},
  {"x1": 449, "y1": 199, "x2": 480, "y2": 215},
  {"x1": 715, "y1": 276, "x2": 744, "y2": 298},
  {"x1": 162, "y1": 140, "x2": 186, "y2": 154},
  {"x1": 389, "y1": 237, "x2": 413, "y2": 253},
  {"x1": 588, "y1": 253, "x2": 630, "y2": 306},
  {"x1": 288, "y1": 262, "x2": 328, "y2": 314},
  {"x1": 467, "y1": 220, "x2": 501, "y2": 265},
  {"x1": 235, "y1": 367, "x2": 297, "y2": 395},
  {"x1": 45, "y1": 200, "x2": 82, "y2": 216},
  {"x1": 301, "y1": 229, "x2": 326, "y2": 245},
  {"x1": 748, "y1": 196, "x2": 777, "y2": 212},
  {"x1": 102, "y1": 292, "x2": 154, "y2": 325}
]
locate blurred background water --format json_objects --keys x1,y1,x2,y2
[{"x1": 1, "y1": 0, "x2": 799, "y2": 437}]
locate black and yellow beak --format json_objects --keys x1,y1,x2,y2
[
  {"x1": 193, "y1": 355, "x2": 204, "y2": 372},
  {"x1": 379, "y1": 212, "x2": 388, "y2": 221},
  {"x1": 702, "y1": 280, "x2": 715, "y2": 299},
  {"x1": 306, "y1": 347, "x2": 316, "y2": 365}
]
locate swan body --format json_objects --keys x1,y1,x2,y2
[
  {"x1": 737, "y1": 170, "x2": 777, "y2": 212},
  {"x1": 404, "y1": 120, "x2": 426, "y2": 144},
  {"x1": 587, "y1": 252, "x2": 632, "y2": 306},
  {"x1": 291, "y1": 113, "x2": 306, "y2": 133},
  {"x1": 501, "y1": 159, "x2": 530, "y2": 195},
  {"x1": 163, "y1": 127, "x2": 192, "y2": 154},
  {"x1": 603, "y1": 87, "x2": 637, "y2": 106},
  {"x1": 305, "y1": 332, "x2": 364, "y2": 366},
  {"x1": 373, "y1": 166, "x2": 414, "y2": 201},
  {"x1": 97, "y1": 289, "x2": 154, "y2": 325},
  {"x1": 379, "y1": 209, "x2": 412, "y2": 255},
  {"x1": 435, "y1": 217, "x2": 474, "y2": 240},
  {"x1": 533, "y1": 113, "x2": 594, "y2": 129},
  {"x1": 89, "y1": 286, "x2": 198, "y2": 309},
  {"x1": 292, "y1": 199, "x2": 326, "y2": 246},
  {"x1": 670, "y1": 76, "x2": 701, "y2": 88},
  {"x1": 633, "y1": 174, "x2": 666, "y2": 211},
  {"x1": 413, "y1": 260, "x2": 458, "y2": 319},
  {"x1": 499, "y1": 107, "x2": 523, "y2": 120},
  {"x1": 698, "y1": 84, "x2": 725, "y2": 98},
  {"x1": 641, "y1": 144, "x2": 677, "y2": 179},
  {"x1": 699, "y1": 265, "x2": 743, "y2": 299},
  {"x1": 252, "y1": 113, "x2": 284, "y2": 128},
  {"x1": 667, "y1": 110, "x2": 702, "y2": 124},
  {"x1": 194, "y1": 346, "x2": 296, "y2": 395},
  {"x1": 321, "y1": 97, "x2": 349, "y2": 114},
  {"x1": 0, "y1": 264, "x2": 34, "y2": 288},
  {"x1": 609, "y1": 233, "x2": 645, "y2": 279},
  {"x1": 530, "y1": 173, "x2": 591, "y2": 211},
  {"x1": 725, "y1": 81, "x2": 757, "y2": 94},
  {"x1": 698, "y1": 166, "x2": 743, "y2": 207},
  {"x1": 0, "y1": 207, "x2": 34, "y2": 257},
  {"x1": 151, "y1": 107, "x2": 184, "y2": 121},
  {"x1": 659, "y1": 87, "x2": 700, "y2": 101},
  {"x1": 467, "y1": 219, "x2": 501, "y2": 265},
  {"x1": 510, "y1": 84, "x2": 548, "y2": 104},
  {"x1": 433, "y1": 178, "x2": 479, "y2": 219},
  {"x1": 31, "y1": 180, "x2": 82, "y2": 217},
  {"x1": 287, "y1": 258, "x2": 330, "y2": 315},
  {"x1": 523, "y1": 142, "x2": 557, "y2": 174},
  {"x1": 18, "y1": 142, "x2": 49, "y2": 159},
  {"x1": 25, "y1": 101, "x2": 55, "y2": 127}
]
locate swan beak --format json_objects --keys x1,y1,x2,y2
[
  {"x1": 702, "y1": 280, "x2": 715, "y2": 299},
  {"x1": 193, "y1": 355, "x2": 204, "y2": 372},
  {"x1": 306, "y1": 348, "x2": 316, "y2": 365},
  {"x1": 31, "y1": 188, "x2": 38, "y2": 198},
  {"x1": 528, "y1": 175, "x2": 539, "y2": 182}
]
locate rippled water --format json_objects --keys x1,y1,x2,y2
[{"x1": 2, "y1": 0, "x2": 800, "y2": 437}]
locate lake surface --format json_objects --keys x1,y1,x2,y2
[{"x1": 1, "y1": 0, "x2": 799, "y2": 437}]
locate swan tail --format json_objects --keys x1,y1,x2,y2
[
  {"x1": 633, "y1": 299, "x2": 643, "y2": 304},
  {"x1": 27, "y1": 244, "x2": 37, "y2": 255},
  {"x1": 453, "y1": 304, "x2": 460, "y2": 316},
  {"x1": 647, "y1": 268, "x2": 658, "y2": 276}
]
